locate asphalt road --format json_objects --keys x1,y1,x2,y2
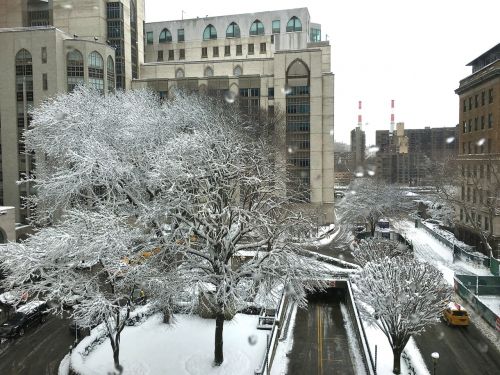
[
  {"x1": 288, "y1": 288, "x2": 357, "y2": 375},
  {"x1": 415, "y1": 321, "x2": 500, "y2": 375},
  {"x1": 0, "y1": 314, "x2": 74, "y2": 375}
]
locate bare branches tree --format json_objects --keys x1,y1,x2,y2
[{"x1": 353, "y1": 249, "x2": 451, "y2": 374}]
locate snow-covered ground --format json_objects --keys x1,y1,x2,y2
[
  {"x1": 395, "y1": 220, "x2": 492, "y2": 285},
  {"x1": 70, "y1": 313, "x2": 267, "y2": 375}
]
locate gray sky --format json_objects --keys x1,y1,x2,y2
[{"x1": 145, "y1": 0, "x2": 500, "y2": 145}]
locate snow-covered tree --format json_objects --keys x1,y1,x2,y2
[
  {"x1": 428, "y1": 157, "x2": 500, "y2": 257},
  {"x1": 338, "y1": 178, "x2": 411, "y2": 236},
  {"x1": 351, "y1": 238, "x2": 412, "y2": 266},
  {"x1": 0, "y1": 86, "x2": 328, "y2": 368},
  {"x1": 353, "y1": 254, "x2": 451, "y2": 374}
]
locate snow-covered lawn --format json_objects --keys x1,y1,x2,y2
[
  {"x1": 70, "y1": 313, "x2": 267, "y2": 375},
  {"x1": 477, "y1": 295, "x2": 500, "y2": 316}
]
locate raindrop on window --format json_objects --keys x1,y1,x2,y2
[
  {"x1": 248, "y1": 335, "x2": 258, "y2": 345},
  {"x1": 224, "y1": 91, "x2": 237, "y2": 104},
  {"x1": 281, "y1": 86, "x2": 292, "y2": 95},
  {"x1": 446, "y1": 136, "x2": 455, "y2": 144},
  {"x1": 476, "y1": 138, "x2": 486, "y2": 146}
]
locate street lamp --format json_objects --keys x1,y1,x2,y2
[{"x1": 431, "y1": 352, "x2": 439, "y2": 375}]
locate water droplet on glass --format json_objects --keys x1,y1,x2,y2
[
  {"x1": 248, "y1": 335, "x2": 258, "y2": 345},
  {"x1": 446, "y1": 136, "x2": 455, "y2": 144},
  {"x1": 287, "y1": 147, "x2": 294, "y2": 154},
  {"x1": 315, "y1": 174, "x2": 321, "y2": 180},
  {"x1": 367, "y1": 170, "x2": 375, "y2": 176},
  {"x1": 329, "y1": 129, "x2": 334, "y2": 136},
  {"x1": 281, "y1": 86, "x2": 292, "y2": 95},
  {"x1": 368, "y1": 146, "x2": 379, "y2": 153},
  {"x1": 224, "y1": 91, "x2": 237, "y2": 104},
  {"x1": 436, "y1": 330, "x2": 445, "y2": 340},
  {"x1": 55, "y1": 112, "x2": 67, "y2": 121},
  {"x1": 478, "y1": 342, "x2": 488, "y2": 353},
  {"x1": 62, "y1": 4, "x2": 73, "y2": 10},
  {"x1": 476, "y1": 138, "x2": 486, "y2": 146},
  {"x1": 350, "y1": 190, "x2": 356, "y2": 195}
]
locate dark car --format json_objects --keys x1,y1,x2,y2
[{"x1": 0, "y1": 300, "x2": 48, "y2": 338}]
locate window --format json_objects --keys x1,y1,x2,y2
[
  {"x1": 146, "y1": 31, "x2": 153, "y2": 44},
  {"x1": 201, "y1": 47, "x2": 208, "y2": 58},
  {"x1": 204, "y1": 66, "x2": 213, "y2": 77},
  {"x1": 260, "y1": 43, "x2": 266, "y2": 54},
  {"x1": 481, "y1": 115, "x2": 485, "y2": 129},
  {"x1": 268, "y1": 87, "x2": 274, "y2": 98},
  {"x1": 462, "y1": 121, "x2": 466, "y2": 133},
  {"x1": 248, "y1": 43, "x2": 254, "y2": 55},
  {"x1": 286, "y1": 16, "x2": 302, "y2": 32},
  {"x1": 272, "y1": 20, "x2": 280, "y2": 33},
  {"x1": 468, "y1": 97, "x2": 472, "y2": 109},
  {"x1": 236, "y1": 44, "x2": 242, "y2": 56},
  {"x1": 463, "y1": 99, "x2": 466, "y2": 112},
  {"x1": 41, "y1": 47, "x2": 47, "y2": 64},
  {"x1": 460, "y1": 208, "x2": 463, "y2": 221},
  {"x1": 474, "y1": 117, "x2": 478, "y2": 131},
  {"x1": 482, "y1": 91, "x2": 485, "y2": 106},
  {"x1": 213, "y1": 46, "x2": 219, "y2": 57},
  {"x1": 224, "y1": 45, "x2": 230, "y2": 56},
  {"x1": 468, "y1": 120, "x2": 472, "y2": 132},
  {"x1": 179, "y1": 49, "x2": 185, "y2": 60},
  {"x1": 168, "y1": 50, "x2": 174, "y2": 60},
  {"x1": 249, "y1": 20, "x2": 264, "y2": 36},
  {"x1": 233, "y1": 66, "x2": 242, "y2": 76},
  {"x1": 42, "y1": 73, "x2": 47, "y2": 90},
  {"x1": 157, "y1": 50, "x2": 163, "y2": 61},
  {"x1": 203, "y1": 25, "x2": 217, "y2": 40},
  {"x1": 480, "y1": 165, "x2": 484, "y2": 178},
  {"x1": 177, "y1": 29, "x2": 184, "y2": 42},
  {"x1": 159, "y1": 28, "x2": 172, "y2": 43},
  {"x1": 489, "y1": 89, "x2": 493, "y2": 103},
  {"x1": 475, "y1": 94, "x2": 478, "y2": 108},
  {"x1": 175, "y1": 68, "x2": 184, "y2": 78},
  {"x1": 485, "y1": 217, "x2": 489, "y2": 231},
  {"x1": 107, "y1": 56, "x2": 115, "y2": 92},
  {"x1": 488, "y1": 138, "x2": 492, "y2": 153},
  {"x1": 488, "y1": 113, "x2": 493, "y2": 128},
  {"x1": 88, "y1": 51, "x2": 104, "y2": 92},
  {"x1": 226, "y1": 22, "x2": 240, "y2": 38},
  {"x1": 66, "y1": 49, "x2": 84, "y2": 92}
]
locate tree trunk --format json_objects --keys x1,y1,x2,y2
[
  {"x1": 113, "y1": 345, "x2": 120, "y2": 370},
  {"x1": 392, "y1": 348, "x2": 402, "y2": 374},
  {"x1": 214, "y1": 313, "x2": 225, "y2": 366}
]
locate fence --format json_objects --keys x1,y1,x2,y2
[
  {"x1": 416, "y1": 219, "x2": 491, "y2": 268},
  {"x1": 491, "y1": 257, "x2": 500, "y2": 276},
  {"x1": 454, "y1": 275, "x2": 500, "y2": 331}
]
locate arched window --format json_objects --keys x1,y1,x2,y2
[
  {"x1": 88, "y1": 51, "x2": 104, "y2": 92},
  {"x1": 204, "y1": 66, "x2": 214, "y2": 77},
  {"x1": 286, "y1": 16, "x2": 302, "y2": 32},
  {"x1": 66, "y1": 49, "x2": 84, "y2": 92},
  {"x1": 226, "y1": 22, "x2": 240, "y2": 38},
  {"x1": 15, "y1": 48, "x2": 33, "y2": 107},
  {"x1": 107, "y1": 56, "x2": 115, "y2": 93},
  {"x1": 249, "y1": 20, "x2": 264, "y2": 36},
  {"x1": 175, "y1": 68, "x2": 184, "y2": 78},
  {"x1": 203, "y1": 25, "x2": 217, "y2": 40},
  {"x1": 159, "y1": 28, "x2": 172, "y2": 43},
  {"x1": 233, "y1": 65, "x2": 242, "y2": 77}
]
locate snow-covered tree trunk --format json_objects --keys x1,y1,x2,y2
[{"x1": 214, "y1": 313, "x2": 225, "y2": 366}]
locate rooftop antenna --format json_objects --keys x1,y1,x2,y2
[
  {"x1": 390, "y1": 99, "x2": 395, "y2": 135},
  {"x1": 181, "y1": 10, "x2": 185, "y2": 20}
]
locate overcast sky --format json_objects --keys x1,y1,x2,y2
[{"x1": 145, "y1": 0, "x2": 500, "y2": 145}]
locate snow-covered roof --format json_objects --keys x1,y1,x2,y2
[
  {"x1": 16, "y1": 300, "x2": 46, "y2": 314},
  {"x1": 446, "y1": 302, "x2": 466, "y2": 312}
]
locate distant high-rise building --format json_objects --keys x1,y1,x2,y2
[
  {"x1": 455, "y1": 43, "x2": 500, "y2": 257},
  {"x1": 350, "y1": 126, "x2": 366, "y2": 174},
  {"x1": 375, "y1": 124, "x2": 458, "y2": 184}
]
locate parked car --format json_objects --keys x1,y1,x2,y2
[
  {"x1": 68, "y1": 319, "x2": 95, "y2": 339},
  {"x1": 0, "y1": 300, "x2": 48, "y2": 338},
  {"x1": 443, "y1": 302, "x2": 470, "y2": 327}
]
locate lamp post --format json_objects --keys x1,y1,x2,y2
[{"x1": 431, "y1": 352, "x2": 439, "y2": 375}]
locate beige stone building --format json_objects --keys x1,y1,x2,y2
[
  {"x1": 455, "y1": 43, "x2": 500, "y2": 257},
  {"x1": 134, "y1": 8, "x2": 335, "y2": 223},
  {"x1": 0, "y1": 0, "x2": 144, "y2": 226}
]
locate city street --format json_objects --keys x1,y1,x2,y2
[
  {"x1": 0, "y1": 314, "x2": 74, "y2": 375},
  {"x1": 288, "y1": 288, "x2": 357, "y2": 375}
]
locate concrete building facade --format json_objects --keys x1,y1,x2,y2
[
  {"x1": 0, "y1": 0, "x2": 144, "y2": 224},
  {"x1": 455, "y1": 43, "x2": 500, "y2": 257},
  {"x1": 134, "y1": 8, "x2": 335, "y2": 223}
]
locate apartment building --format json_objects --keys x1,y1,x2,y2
[
  {"x1": 0, "y1": 0, "x2": 144, "y2": 224},
  {"x1": 133, "y1": 8, "x2": 335, "y2": 223},
  {"x1": 455, "y1": 43, "x2": 500, "y2": 257}
]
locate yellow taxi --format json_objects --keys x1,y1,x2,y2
[{"x1": 443, "y1": 302, "x2": 470, "y2": 326}]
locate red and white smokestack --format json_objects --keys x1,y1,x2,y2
[
  {"x1": 357, "y1": 101, "x2": 362, "y2": 128},
  {"x1": 390, "y1": 99, "x2": 395, "y2": 134}
]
